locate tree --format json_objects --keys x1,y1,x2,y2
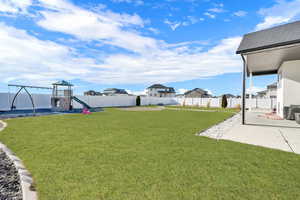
[
  {"x1": 136, "y1": 96, "x2": 141, "y2": 106},
  {"x1": 221, "y1": 95, "x2": 228, "y2": 108}
]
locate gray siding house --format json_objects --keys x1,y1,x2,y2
[
  {"x1": 146, "y1": 84, "x2": 176, "y2": 97},
  {"x1": 184, "y1": 88, "x2": 211, "y2": 98}
]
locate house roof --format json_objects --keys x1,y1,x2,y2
[
  {"x1": 236, "y1": 20, "x2": 300, "y2": 76},
  {"x1": 237, "y1": 21, "x2": 300, "y2": 54},
  {"x1": 257, "y1": 90, "x2": 267, "y2": 94},
  {"x1": 103, "y1": 88, "x2": 128, "y2": 94},
  {"x1": 267, "y1": 82, "x2": 277, "y2": 89},
  {"x1": 147, "y1": 84, "x2": 167, "y2": 89},
  {"x1": 222, "y1": 94, "x2": 236, "y2": 98},
  {"x1": 184, "y1": 88, "x2": 207, "y2": 95}
]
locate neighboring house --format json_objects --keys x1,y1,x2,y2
[
  {"x1": 257, "y1": 90, "x2": 267, "y2": 98},
  {"x1": 176, "y1": 94, "x2": 184, "y2": 98},
  {"x1": 246, "y1": 94, "x2": 256, "y2": 98},
  {"x1": 266, "y1": 83, "x2": 277, "y2": 98},
  {"x1": 221, "y1": 94, "x2": 236, "y2": 98},
  {"x1": 84, "y1": 90, "x2": 102, "y2": 96},
  {"x1": 103, "y1": 88, "x2": 128, "y2": 96},
  {"x1": 184, "y1": 88, "x2": 211, "y2": 98},
  {"x1": 256, "y1": 83, "x2": 277, "y2": 98},
  {"x1": 146, "y1": 84, "x2": 176, "y2": 97}
]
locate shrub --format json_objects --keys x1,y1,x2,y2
[
  {"x1": 221, "y1": 95, "x2": 228, "y2": 108},
  {"x1": 136, "y1": 96, "x2": 141, "y2": 106}
]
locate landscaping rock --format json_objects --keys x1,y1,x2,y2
[{"x1": 0, "y1": 150, "x2": 22, "y2": 200}]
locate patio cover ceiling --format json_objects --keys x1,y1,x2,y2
[{"x1": 236, "y1": 21, "x2": 300, "y2": 76}]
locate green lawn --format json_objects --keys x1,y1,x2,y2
[{"x1": 1, "y1": 108, "x2": 300, "y2": 200}]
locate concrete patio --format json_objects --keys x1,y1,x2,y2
[
  {"x1": 199, "y1": 110, "x2": 300, "y2": 154},
  {"x1": 221, "y1": 111, "x2": 300, "y2": 154}
]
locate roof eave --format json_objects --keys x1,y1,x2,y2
[{"x1": 236, "y1": 39, "x2": 300, "y2": 55}]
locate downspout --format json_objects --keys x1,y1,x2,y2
[{"x1": 249, "y1": 72, "x2": 253, "y2": 111}]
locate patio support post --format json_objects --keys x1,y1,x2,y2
[
  {"x1": 241, "y1": 55, "x2": 246, "y2": 125},
  {"x1": 249, "y1": 72, "x2": 253, "y2": 111}
]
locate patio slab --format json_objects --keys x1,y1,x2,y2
[{"x1": 205, "y1": 111, "x2": 300, "y2": 154}]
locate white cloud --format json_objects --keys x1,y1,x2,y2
[
  {"x1": 187, "y1": 16, "x2": 204, "y2": 24},
  {"x1": 208, "y1": 8, "x2": 225, "y2": 13},
  {"x1": 148, "y1": 27, "x2": 160, "y2": 34},
  {"x1": 256, "y1": 16, "x2": 290, "y2": 30},
  {"x1": 91, "y1": 36, "x2": 242, "y2": 84},
  {"x1": 0, "y1": 0, "x2": 243, "y2": 86},
  {"x1": 164, "y1": 19, "x2": 182, "y2": 31},
  {"x1": 0, "y1": 21, "x2": 243, "y2": 85},
  {"x1": 234, "y1": 10, "x2": 247, "y2": 17},
  {"x1": 164, "y1": 16, "x2": 203, "y2": 30},
  {"x1": 36, "y1": 0, "x2": 155, "y2": 54},
  {"x1": 204, "y1": 12, "x2": 216, "y2": 19},
  {"x1": 0, "y1": 22, "x2": 103, "y2": 85},
  {"x1": 111, "y1": 0, "x2": 144, "y2": 6},
  {"x1": 255, "y1": 0, "x2": 300, "y2": 30},
  {"x1": 0, "y1": 0, "x2": 32, "y2": 14},
  {"x1": 213, "y1": 3, "x2": 224, "y2": 8}
]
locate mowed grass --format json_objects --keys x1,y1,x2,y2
[{"x1": 1, "y1": 108, "x2": 300, "y2": 200}]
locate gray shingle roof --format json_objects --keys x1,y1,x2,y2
[
  {"x1": 236, "y1": 20, "x2": 300, "y2": 54},
  {"x1": 147, "y1": 84, "x2": 167, "y2": 89},
  {"x1": 184, "y1": 88, "x2": 207, "y2": 95}
]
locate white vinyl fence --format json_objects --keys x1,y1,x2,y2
[
  {"x1": 0, "y1": 92, "x2": 277, "y2": 111},
  {"x1": 177, "y1": 97, "x2": 277, "y2": 109},
  {"x1": 72, "y1": 96, "x2": 137, "y2": 108},
  {"x1": 0, "y1": 93, "x2": 51, "y2": 111}
]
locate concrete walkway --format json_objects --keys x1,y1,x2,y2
[{"x1": 201, "y1": 111, "x2": 300, "y2": 154}]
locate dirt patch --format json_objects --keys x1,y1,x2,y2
[{"x1": 118, "y1": 106, "x2": 165, "y2": 111}]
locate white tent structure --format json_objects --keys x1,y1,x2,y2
[{"x1": 237, "y1": 21, "x2": 300, "y2": 124}]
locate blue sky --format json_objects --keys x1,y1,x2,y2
[{"x1": 0, "y1": 0, "x2": 299, "y2": 95}]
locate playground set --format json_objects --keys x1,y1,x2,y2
[{"x1": 0, "y1": 80, "x2": 101, "y2": 118}]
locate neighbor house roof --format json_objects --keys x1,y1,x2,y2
[
  {"x1": 257, "y1": 90, "x2": 267, "y2": 95},
  {"x1": 222, "y1": 94, "x2": 236, "y2": 98},
  {"x1": 184, "y1": 88, "x2": 207, "y2": 95},
  {"x1": 237, "y1": 21, "x2": 300, "y2": 54},
  {"x1": 147, "y1": 84, "x2": 167, "y2": 89},
  {"x1": 267, "y1": 82, "x2": 277, "y2": 89},
  {"x1": 103, "y1": 88, "x2": 128, "y2": 94}
]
